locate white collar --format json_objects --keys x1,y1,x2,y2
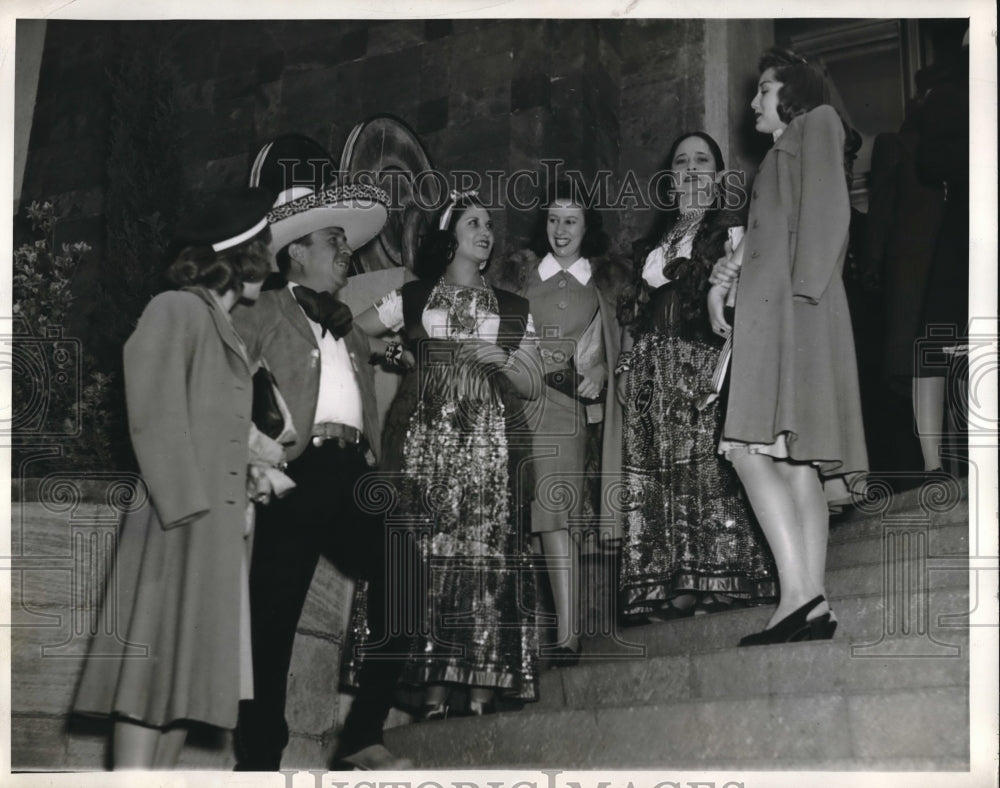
[{"x1": 538, "y1": 253, "x2": 592, "y2": 285}]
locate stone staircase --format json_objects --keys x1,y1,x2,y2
[{"x1": 385, "y1": 477, "x2": 971, "y2": 770}]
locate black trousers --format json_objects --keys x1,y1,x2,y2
[{"x1": 234, "y1": 440, "x2": 411, "y2": 770}]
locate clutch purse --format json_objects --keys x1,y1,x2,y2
[
  {"x1": 544, "y1": 366, "x2": 605, "y2": 406},
  {"x1": 251, "y1": 366, "x2": 286, "y2": 440}
]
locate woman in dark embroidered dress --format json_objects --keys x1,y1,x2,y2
[
  {"x1": 616, "y1": 132, "x2": 776, "y2": 621},
  {"x1": 352, "y1": 192, "x2": 542, "y2": 718}
]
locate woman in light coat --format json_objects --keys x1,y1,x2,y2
[
  {"x1": 73, "y1": 188, "x2": 275, "y2": 768},
  {"x1": 509, "y1": 180, "x2": 626, "y2": 664},
  {"x1": 708, "y1": 49, "x2": 867, "y2": 646}
]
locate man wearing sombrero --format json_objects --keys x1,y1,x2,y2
[{"x1": 232, "y1": 135, "x2": 411, "y2": 771}]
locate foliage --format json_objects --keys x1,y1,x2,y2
[
  {"x1": 12, "y1": 201, "x2": 89, "y2": 332},
  {"x1": 10, "y1": 201, "x2": 116, "y2": 471}
]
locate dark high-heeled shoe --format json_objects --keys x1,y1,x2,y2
[
  {"x1": 738, "y1": 595, "x2": 828, "y2": 647},
  {"x1": 807, "y1": 613, "x2": 838, "y2": 641}
]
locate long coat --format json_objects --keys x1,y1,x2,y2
[
  {"x1": 724, "y1": 105, "x2": 868, "y2": 477},
  {"x1": 231, "y1": 284, "x2": 380, "y2": 463},
  {"x1": 508, "y1": 251, "x2": 626, "y2": 538},
  {"x1": 74, "y1": 287, "x2": 254, "y2": 729}
]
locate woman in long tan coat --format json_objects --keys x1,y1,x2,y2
[
  {"x1": 708, "y1": 49, "x2": 867, "y2": 646},
  {"x1": 73, "y1": 188, "x2": 275, "y2": 768},
  {"x1": 512, "y1": 180, "x2": 625, "y2": 665}
]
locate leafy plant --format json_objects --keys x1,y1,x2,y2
[{"x1": 10, "y1": 201, "x2": 115, "y2": 471}]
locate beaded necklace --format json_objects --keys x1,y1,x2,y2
[
  {"x1": 429, "y1": 277, "x2": 499, "y2": 337},
  {"x1": 659, "y1": 207, "x2": 707, "y2": 262}
]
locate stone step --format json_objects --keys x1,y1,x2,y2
[
  {"x1": 830, "y1": 497, "x2": 969, "y2": 547},
  {"x1": 827, "y1": 474, "x2": 968, "y2": 535},
  {"x1": 385, "y1": 686, "x2": 967, "y2": 769},
  {"x1": 826, "y1": 522, "x2": 967, "y2": 570},
  {"x1": 535, "y1": 635, "x2": 967, "y2": 713},
  {"x1": 587, "y1": 585, "x2": 970, "y2": 660}
]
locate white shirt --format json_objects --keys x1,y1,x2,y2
[
  {"x1": 642, "y1": 232, "x2": 696, "y2": 288},
  {"x1": 537, "y1": 253, "x2": 593, "y2": 285},
  {"x1": 374, "y1": 286, "x2": 535, "y2": 345},
  {"x1": 287, "y1": 283, "x2": 364, "y2": 432}
]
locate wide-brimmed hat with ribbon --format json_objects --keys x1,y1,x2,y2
[
  {"x1": 248, "y1": 133, "x2": 390, "y2": 253},
  {"x1": 173, "y1": 186, "x2": 274, "y2": 253}
]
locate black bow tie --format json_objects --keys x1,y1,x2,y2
[{"x1": 293, "y1": 285, "x2": 353, "y2": 339}]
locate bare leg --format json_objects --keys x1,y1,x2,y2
[
  {"x1": 111, "y1": 720, "x2": 160, "y2": 770},
  {"x1": 775, "y1": 461, "x2": 831, "y2": 618},
  {"x1": 424, "y1": 684, "x2": 447, "y2": 707},
  {"x1": 727, "y1": 451, "x2": 824, "y2": 627},
  {"x1": 913, "y1": 376, "x2": 946, "y2": 470},
  {"x1": 540, "y1": 529, "x2": 579, "y2": 649},
  {"x1": 152, "y1": 726, "x2": 187, "y2": 769},
  {"x1": 468, "y1": 686, "x2": 494, "y2": 714}
]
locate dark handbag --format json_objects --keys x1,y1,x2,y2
[
  {"x1": 544, "y1": 362, "x2": 605, "y2": 406},
  {"x1": 251, "y1": 366, "x2": 285, "y2": 440}
]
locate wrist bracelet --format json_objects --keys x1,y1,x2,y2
[
  {"x1": 614, "y1": 351, "x2": 632, "y2": 376},
  {"x1": 384, "y1": 341, "x2": 404, "y2": 366}
]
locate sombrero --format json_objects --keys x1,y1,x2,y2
[
  {"x1": 266, "y1": 183, "x2": 390, "y2": 253},
  {"x1": 248, "y1": 134, "x2": 390, "y2": 253}
]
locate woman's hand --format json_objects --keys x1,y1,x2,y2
[
  {"x1": 577, "y1": 371, "x2": 604, "y2": 400},
  {"x1": 708, "y1": 284, "x2": 731, "y2": 337},
  {"x1": 615, "y1": 370, "x2": 629, "y2": 406},
  {"x1": 247, "y1": 464, "x2": 276, "y2": 505},
  {"x1": 709, "y1": 240, "x2": 741, "y2": 288}
]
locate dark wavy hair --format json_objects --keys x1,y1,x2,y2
[
  {"x1": 414, "y1": 193, "x2": 490, "y2": 281},
  {"x1": 641, "y1": 130, "x2": 727, "y2": 251},
  {"x1": 527, "y1": 178, "x2": 610, "y2": 259},
  {"x1": 758, "y1": 47, "x2": 829, "y2": 123},
  {"x1": 758, "y1": 47, "x2": 861, "y2": 185},
  {"x1": 166, "y1": 228, "x2": 273, "y2": 295}
]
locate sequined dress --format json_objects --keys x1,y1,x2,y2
[
  {"x1": 349, "y1": 279, "x2": 539, "y2": 703},
  {"x1": 620, "y1": 211, "x2": 777, "y2": 617}
]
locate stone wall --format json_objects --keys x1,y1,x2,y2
[{"x1": 21, "y1": 18, "x2": 772, "y2": 340}]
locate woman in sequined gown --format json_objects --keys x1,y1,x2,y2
[
  {"x1": 353, "y1": 192, "x2": 542, "y2": 717},
  {"x1": 616, "y1": 132, "x2": 776, "y2": 621}
]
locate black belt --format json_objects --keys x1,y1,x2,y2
[{"x1": 311, "y1": 422, "x2": 362, "y2": 448}]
